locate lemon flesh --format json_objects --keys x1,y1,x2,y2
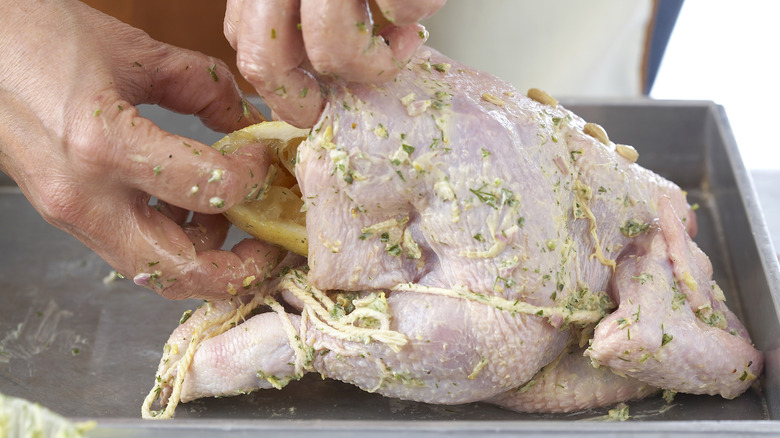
[{"x1": 212, "y1": 121, "x2": 310, "y2": 255}]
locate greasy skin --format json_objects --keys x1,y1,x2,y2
[
  {"x1": 585, "y1": 199, "x2": 763, "y2": 398},
  {"x1": 0, "y1": 0, "x2": 280, "y2": 299},
  {"x1": 224, "y1": 0, "x2": 446, "y2": 128},
  {"x1": 151, "y1": 47, "x2": 762, "y2": 413},
  {"x1": 488, "y1": 341, "x2": 658, "y2": 413}
]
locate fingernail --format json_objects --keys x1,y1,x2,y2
[{"x1": 134, "y1": 272, "x2": 151, "y2": 286}]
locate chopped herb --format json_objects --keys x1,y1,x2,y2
[
  {"x1": 633, "y1": 305, "x2": 641, "y2": 322},
  {"x1": 241, "y1": 99, "x2": 251, "y2": 118},
  {"x1": 179, "y1": 309, "x2": 192, "y2": 324},
  {"x1": 386, "y1": 244, "x2": 402, "y2": 256},
  {"x1": 517, "y1": 217, "x2": 525, "y2": 227},
  {"x1": 631, "y1": 273, "x2": 653, "y2": 284},
  {"x1": 481, "y1": 148, "x2": 491, "y2": 158},
  {"x1": 274, "y1": 85, "x2": 287, "y2": 96},
  {"x1": 374, "y1": 123, "x2": 389, "y2": 138},
  {"x1": 608, "y1": 403, "x2": 630, "y2": 421},
  {"x1": 620, "y1": 219, "x2": 650, "y2": 237},
  {"x1": 671, "y1": 284, "x2": 687, "y2": 310},
  {"x1": 696, "y1": 305, "x2": 727, "y2": 329},
  {"x1": 470, "y1": 184, "x2": 498, "y2": 209},
  {"x1": 495, "y1": 276, "x2": 515, "y2": 289},
  {"x1": 432, "y1": 63, "x2": 450, "y2": 73},
  {"x1": 661, "y1": 332, "x2": 673, "y2": 346},
  {"x1": 209, "y1": 197, "x2": 225, "y2": 208},
  {"x1": 207, "y1": 64, "x2": 219, "y2": 82},
  {"x1": 300, "y1": 87, "x2": 309, "y2": 98},
  {"x1": 473, "y1": 233, "x2": 485, "y2": 242},
  {"x1": 153, "y1": 165, "x2": 162, "y2": 175},
  {"x1": 270, "y1": 28, "x2": 277, "y2": 39},
  {"x1": 402, "y1": 144, "x2": 415, "y2": 155}
]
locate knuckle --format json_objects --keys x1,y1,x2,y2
[
  {"x1": 35, "y1": 181, "x2": 88, "y2": 228},
  {"x1": 68, "y1": 131, "x2": 112, "y2": 174},
  {"x1": 236, "y1": 55, "x2": 270, "y2": 86},
  {"x1": 307, "y1": 49, "x2": 343, "y2": 76}
]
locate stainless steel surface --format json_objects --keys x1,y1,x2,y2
[{"x1": 2, "y1": 99, "x2": 779, "y2": 435}]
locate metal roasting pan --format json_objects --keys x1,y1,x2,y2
[{"x1": 1, "y1": 98, "x2": 779, "y2": 436}]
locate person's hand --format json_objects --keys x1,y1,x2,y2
[
  {"x1": 224, "y1": 0, "x2": 446, "y2": 128},
  {"x1": 0, "y1": 0, "x2": 284, "y2": 300}
]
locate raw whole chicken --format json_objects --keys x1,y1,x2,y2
[{"x1": 142, "y1": 47, "x2": 763, "y2": 419}]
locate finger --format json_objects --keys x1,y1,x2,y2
[
  {"x1": 76, "y1": 104, "x2": 270, "y2": 215},
  {"x1": 380, "y1": 23, "x2": 429, "y2": 67},
  {"x1": 118, "y1": 201, "x2": 284, "y2": 300},
  {"x1": 300, "y1": 0, "x2": 426, "y2": 83},
  {"x1": 152, "y1": 200, "x2": 190, "y2": 225},
  {"x1": 224, "y1": 0, "x2": 245, "y2": 49},
  {"x1": 234, "y1": 0, "x2": 323, "y2": 128},
  {"x1": 112, "y1": 39, "x2": 265, "y2": 133},
  {"x1": 231, "y1": 237, "x2": 286, "y2": 267},
  {"x1": 183, "y1": 213, "x2": 231, "y2": 252},
  {"x1": 374, "y1": 0, "x2": 446, "y2": 26}
]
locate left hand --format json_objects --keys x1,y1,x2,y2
[{"x1": 0, "y1": 0, "x2": 282, "y2": 300}]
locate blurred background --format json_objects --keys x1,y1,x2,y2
[{"x1": 651, "y1": 0, "x2": 780, "y2": 172}]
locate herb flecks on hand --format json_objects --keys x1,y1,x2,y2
[{"x1": 207, "y1": 64, "x2": 219, "y2": 82}]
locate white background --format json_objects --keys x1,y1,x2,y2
[{"x1": 651, "y1": 0, "x2": 780, "y2": 170}]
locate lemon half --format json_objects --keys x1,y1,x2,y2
[{"x1": 212, "y1": 121, "x2": 310, "y2": 255}]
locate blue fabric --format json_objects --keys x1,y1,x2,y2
[{"x1": 645, "y1": 0, "x2": 685, "y2": 94}]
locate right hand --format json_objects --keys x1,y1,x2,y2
[{"x1": 224, "y1": 0, "x2": 446, "y2": 128}]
